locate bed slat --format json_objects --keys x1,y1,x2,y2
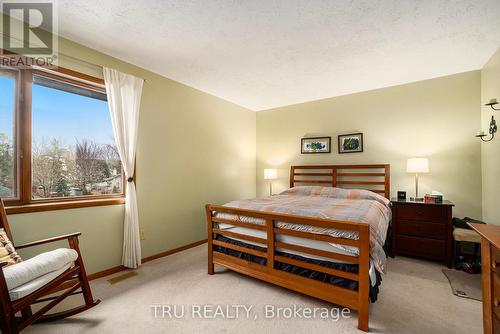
[
  {"x1": 274, "y1": 255, "x2": 359, "y2": 281},
  {"x1": 212, "y1": 217, "x2": 266, "y2": 231},
  {"x1": 275, "y1": 241, "x2": 359, "y2": 264},
  {"x1": 213, "y1": 229, "x2": 267, "y2": 244},
  {"x1": 212, "y1": 240, "x2": 267, "y2": 258},
  {"x1": 293, "y1": 180, "x2": 331, "y2": 184},
  {"x1": 336, "y1": 181, "x2": 385, "y2": 185},
  {"x1": 274, "y1": 227, "x2": 359, "y2": 247}
]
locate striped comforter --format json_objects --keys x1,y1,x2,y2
[{"x1": 218, "y1": 186, "x2": 392, "y2": 273}]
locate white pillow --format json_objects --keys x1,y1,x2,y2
[{"x1": 3, "y1": 248, "x2": 78, "y2": 290}]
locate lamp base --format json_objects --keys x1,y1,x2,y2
[{"x1": 410, "y1": 197, "x2": 424, "y2": 202}]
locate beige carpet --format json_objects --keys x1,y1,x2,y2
[{"x1": 25, "y1": 244, "x2": 482, "y2": 334}]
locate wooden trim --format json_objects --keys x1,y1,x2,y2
[
  {"x1": 50, "y1": 239, "x2": 208, "y2": 294},
  {"x1": 34, "y1": 66, "x2": 105, "y2": 87},
  {"x1": 142, "y1": 239, "x2": 207, "y2": 263},
  {"x1": 32, "y1": 68, "x2": 105, "y2": 94},
  {"x1": 357, "y1": 224, "x2": 370, "y2": 331},
  {"x1": 6, "y1": 197, "x2": 125, "y2": 214},
  {"x1": 266, "y1": 219, "x2": 275, "y2": 269},
  {"x1": 88, "y1": 265, "x2": 125, "y2": 281},
  {"x1": 337, "y1": 173, "x2": 385, "y2": 177},
  {"x1": 20, "y1": 69, "x2": 32, "y2": 206},
  {"x1": 336, "y1": 181, "x2": 385, "y2": 185},
  {"x1": 291, "y1": 164, "x2": 388, "y2": 169},
  {"x1": 293, "y1": 180, "x2": 331, "y2": 184},
  {"x1": 15, "y1": 232, "x2": 82, "y2": 249},
  {"x1": 1, "y1": 64, "x2": 128, "y2": 213}
]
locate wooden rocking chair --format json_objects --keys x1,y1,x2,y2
[{"x1": 0, "y1": 198, "x2": 100, "y2": 333}]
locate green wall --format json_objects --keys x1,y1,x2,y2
[
  {"x1": 481, "y1": 48, "x2": 500, "y2": 224},
  {"x1": 256, "y1": 71, "x2": 482, "y2": 219},
  {"x1": 9, "y1": 37, "x2": 257, "y2": 274}
]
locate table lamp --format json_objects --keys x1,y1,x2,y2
[
  {"x1": 264, "y1": 169, "x2": 277, "y2": 196},
  {"x1": 406, "y1": 158, "x2": 429, "y2": 201}
]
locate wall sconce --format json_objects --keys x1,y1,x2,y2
[
  {"x1": 476, "y1": 99, "x2": 498, "y2": 142},
  {"x1": 476, "y1": 116, "x2": 497, "y2": 142},
  {"x1": 485, "y1": 98, "x2": 500, "y2": 111}
]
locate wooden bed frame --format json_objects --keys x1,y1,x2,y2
[{"x1": 205, "y1": 164, "x2": 390, "y2": 332}]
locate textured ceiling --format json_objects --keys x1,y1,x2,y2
[{"x1": 58, "y1": 1, "x2": 500, "y2": 111}]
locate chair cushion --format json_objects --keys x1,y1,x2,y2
[
  {"x1": 453, "y1": 228, "x2": 481, "y2": 243},
  {"x1": 0, "y1": 228, "x2": 22, "y2": 266},
  {"x1": 3, "y1": 248, "x2": 78, "y2": 290},
  {"x1": 9, "y1": 263, "x2": 72, "y2": 300}
]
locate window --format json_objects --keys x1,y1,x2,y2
[
  {"x1": 0, "y1": 70, "x2": 17, "y2": 198},
  {"x1": 0, "y1": 65, "x2": 125, "y2": 213}
]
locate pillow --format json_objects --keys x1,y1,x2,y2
[
  {"x1": 280, "y1": 186, "x2": 390, "y2": 206},
  {"x1": 3, "y1": 248, "x2": 77, "y2": 290},
  {"x1": 0, "y1": 228, "x2": 22, "y2": 266}
]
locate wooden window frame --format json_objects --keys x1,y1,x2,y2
[{"x1": 1, "y1": 65, "x2": 126, "y2": 214}]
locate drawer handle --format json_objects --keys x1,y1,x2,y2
[
  {"x1": 495, "y1": 298, "x2": 499, "y2": 307},
  {"x1": 494, "y1": 262, "x2": 500, "y2": 269}
]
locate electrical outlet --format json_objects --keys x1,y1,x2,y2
[{"x1": 140, "y1": 229, "x2": 146, "y2": 240}]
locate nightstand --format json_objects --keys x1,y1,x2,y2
[{"x1": 391, "y1": 198, "x2": 454, "y2": 268}]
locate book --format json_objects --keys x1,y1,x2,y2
[{"x1": 424, "y1": 194, "x2": 443, "y2": 204}]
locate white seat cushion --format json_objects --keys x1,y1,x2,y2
[
  {"x1": 9, "y1": 263, "x2": 72, "y2": 300},
  {"x1": 3, "y1": 248, "x2": 78, "y2": 291},
  {"x1": 453, "y1": 228, "x2": 481, "y2": 243}
]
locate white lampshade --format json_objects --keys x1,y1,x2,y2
[
  {"x1": 407, "y1": 158, "x2": 429, "y2": 173},
  {"x1": 264, "y1": 168, "x2": 277, "y2": 180}
]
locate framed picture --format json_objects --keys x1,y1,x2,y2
[
  {"x1": 338, "y1": 133, "x2": 363, "y2": 153},
  {"x1": 301, "y1": 136, "x2": 331, "y2": 154}
]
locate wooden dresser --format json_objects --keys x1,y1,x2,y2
[
  {"x1": 469, "y1": 223, "x2": 500, "y2": 334},
  {"x1": 391, "y1": 199, "x2": 454, "y2": 268}
]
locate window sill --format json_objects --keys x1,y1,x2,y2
[{"x1": 5, "y1": 198, "x2": 125, "y2": 214}]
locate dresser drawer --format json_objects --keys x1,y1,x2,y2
[
  {"x1": 397, "y1": 220, "x2": 446, "y2": 240},
  {"x1": 396, "y1": 235, "x2": 445, "y2": 259},
  {"x1": 397, "y1": 205, "x2": 445, "y2": 223}
]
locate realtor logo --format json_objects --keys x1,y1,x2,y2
[{"x1": 1, "y1": 0, "x2": 58, "y2": 66}]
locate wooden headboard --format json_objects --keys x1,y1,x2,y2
[{"x1": 289, "y1": 164, "x2": 391, "y2": 199}]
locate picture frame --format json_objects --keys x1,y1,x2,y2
[
  {"x1": 338, "y1": 133, "x2": 363, "y2": 154},
  {"x1": 301, "y1": 136, "x2": 331, "y2": 154}
]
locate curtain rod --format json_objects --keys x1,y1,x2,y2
[
  {"x1": 56, "y1": 52, "x2": 147, "y2": 83},
  {"x1": 0, "y1": 32, "x2": 147, "y2": 83}
]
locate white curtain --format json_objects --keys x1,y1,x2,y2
[{"x1": 103, "y1": 67, "x2": 144, "y2": 269}]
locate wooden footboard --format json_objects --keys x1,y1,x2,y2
[{"x1": 205, "y1": 204, "x2": 371, "y2": 332}]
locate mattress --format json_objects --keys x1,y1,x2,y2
[
  {"x1": 216, "y1": 186, "x2": 392, "y2": 273},
  {"x1": 213, "y1": 234, "x2": 382, "y2": 302},
  {"x1": 217, "y1": 223, "x2": 377, "y2": 286}
]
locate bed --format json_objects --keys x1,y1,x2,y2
[{"x1": 205, "y1": 164, "x2": 391, "y2": 332}]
